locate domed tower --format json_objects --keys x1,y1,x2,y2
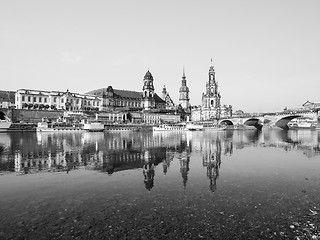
[
  {"x1": 179, "y1": 68, "x2": 190, "y2": 110},
  {"x1": 142, "y1": 70, "x2": 155, "y2": 110}
]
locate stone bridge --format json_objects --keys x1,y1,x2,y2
[
  {"x1": 219, "y1": 117, "x2": 264, "y2": 130},
  {"x1": 263, "y1": 111, "x2": 318, "y2": 130},
  {"x1": 220, "y1": 110, "x2": 319, "y2": 130}
]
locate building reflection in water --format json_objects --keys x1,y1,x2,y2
[
  {"x1": 1, "y1": 129, "x2": 320, "y2": 192},
  {"x1": 143, "y1": 150, "x2": 155, "y2": 191},
  {"x1": 178, "y1": 149, "x2": 190, "y2": 189},
  {"x1": 202, "y1": 137, "x2": 222, "y2": 192}
]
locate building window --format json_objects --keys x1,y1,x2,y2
[
  {"x1": 93, "y1": 101, "x2": 95, "y2": 106},
  {"x1": 22, "y1": 96, "x2": 25, "y2": 101},
  {"x1": 33, "y1": 97, "x2": 37, "y2": 102},
  {"x1": 61, "y1": 99, "x2": 64, "y2": 103},
  {"x1": 76, "y1": 99, "x2": 79, "y2": 104},
  {"x1": 39, "y1": 97, "x2": 42, "y2": 102},
  {"x1": 28, "y1": 96, "x2": 31, "y2": 102},
  {"x1": 44, "y1": 98, "x2": 47, "y2": 103},
  {"x1": 54, "y1": 97, "x2": 57, "y2": 103},
  {"x1": 97, "y1": 102, "x2": 99, "y2": 106}
]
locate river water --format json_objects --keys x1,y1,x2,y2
[{"x1": 0, "y1": 129, "x2": 319, "y2": 239}]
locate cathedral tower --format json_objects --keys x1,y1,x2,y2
[
  {"x1": 201, "y1": 59, "x2": 221, "y2": 120},
  {"x1": 142, "y1": 70, "x2": 155, "y2": 110},
  {"x1": 179, "y1": 68, "x2": 190, "y2": 110},
  {"x1": 191, "y1": 59, "x2": 232, "y2": 121},
  {"x1": 203, "y1": 60, "x2": 221, "y2": 109}
]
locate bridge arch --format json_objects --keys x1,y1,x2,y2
[
  {"x1": 0, "y1": 111, "x2": 6, "y2": 120},
  {"x1": 244, "y1": 118, "x2": 263, "y2": 130},
  {"x1": 219, "y1": 118, "x2": 263, "y2": 130},
  {"x1": 275, "y1": 115, "x2": 301, "y2": 130},
  {"x1": 219, "y1": 119, "x2": 234, "y2": 127}
]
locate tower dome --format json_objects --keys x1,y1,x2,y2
[{"x1": 144, "y1": 70, "x2": 154, "y2": 80}]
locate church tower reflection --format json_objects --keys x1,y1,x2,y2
[
  {"x1": 202, "y1": 137, "x2": 222, "y2": 192},
  {"x1": 143, "y1": 150, "x2": 155, "y2": 191},
  {"x1": 179, "y1": 151, "x2": 190, "y2": 189},
  {"x1": 162, "y1": 151, "x2": 174, "y2": 175}
]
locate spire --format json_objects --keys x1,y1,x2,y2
[
  {"x1": 209, "y1": 58, "x2": 215, "y2": 73},
  {"x1": 162, "y1": 85, "x2": 167, "y2": 95},
  {"x1": 182, "y1": 66, "x2": 186, "y2": 79}
]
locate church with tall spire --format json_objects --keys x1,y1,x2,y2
[
  {"x1": 202, "y1": 59, "x2": 221, "y2": 119},
  {"x1": 179, "y1": 68, "x2": 190, "y2": 111},
  {"x1": 191, "y1": 59, "x2": 232, "y2": 121}
]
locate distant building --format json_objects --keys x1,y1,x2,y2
[
  {"x1": 191, "y1": 60, "x2": 232, "y2": 121},
  {"x1": 161, "y1": 85, "x2": 175, "y2": 110},
  {"x1": 302, "y1": 100, "x2": 320, "y2": 110},
  {"x1": 15, "y1": 89, "x2": 100, "y2": 111},
  {"x1": 88, "y1": 70, "x2": 166, "y2": 112},
  {"x1": 13, "y1": 70, "x2": 183, "y2": 124},
  {"x1": 0, "y1": 90, "x2": 15, "y2": 108},
  {"x1": 87, "y1": 86, "x2": 143, "y2": 111}
]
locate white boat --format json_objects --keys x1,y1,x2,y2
[
  {"x1": 203, "y1": 126, "x2": 227, "y2": 131},
  {"x1": 153, "y1": 124, "x2": 186, "y2": 131},
  {"x1": 288, "y1": 122, "x2": 316, "y2": 130},
  {"x1": 105, "y1": 126, "x2": 141, "y2": 132},
  {"x1": 83, "y1": 122, "x2": 105, "y2": 132},
  {"x1": 185, "y1": 123, "x2": 203, "y2": 131},
  {"x1": 288, "y1": 118, "x2": 317, "y2": 130},
  {"x1": 36, "y1": 121, "x2": 84, "y2": 132},
  {"x1": 0, "y1": 116, "x2": 12, "y2": 132}
]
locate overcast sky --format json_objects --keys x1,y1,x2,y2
[{"x1": 1, "y1": 0, "x2": 319, "y2": 112}]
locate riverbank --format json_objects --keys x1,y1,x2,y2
[
  {"x1": 5, "y1": 123, "x2": 153, "y2": 132},
  {"x1": 7, "y1": 123, "x2": 36, "y2": 132},
  {"x1": 0, "y1": 170, "x2": 319, "y2": 240}
]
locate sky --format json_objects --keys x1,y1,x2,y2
[{"x1": 1, "y1": 0, "x2": 320, "y2": 113}]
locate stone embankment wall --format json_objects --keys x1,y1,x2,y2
[{"x1": 11, "y1": 109, "x2": 64, "y2": 123}]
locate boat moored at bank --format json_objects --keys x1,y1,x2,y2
[
  {"x1": 153, "y1": 123, "x2": 186, "y2": 131},
  {"x1": 288, "y1": 118, "x2": 317, "y2": 130},
  {"x1": 0, "y1": 117, "x2": 12, "y2": 132},
  {"x1": 83, "y1": 122, "x2": 105, "y2": 132},
  {"x1": 36, "y1": 121, "x2": 84, "y2": 132},
  {"x1": 0, "y1": 111, "x2": 12, "y2": 132},
  {"x1": 185, "y1": 123, "x2": 204, "y2": 131}
]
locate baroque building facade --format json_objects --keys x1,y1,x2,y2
[
  {"x1": 191, "y1": 60, "x2": 232, "y2": 121},
  {"x1": 15, "y1": 89, "x2": 100, "y2": 111},
  {"x1": 87, "y1": 70, "x2": 166, "y2": 111},
  {"x1": 161, "y1": 85, "x2": 175, "y2": 110},
  {"x1": 15, "y1": 70, "x2": 167, "y2": 113},
  {"x1": 12, "y1": 70, "x2": 184, "y2": 124}
]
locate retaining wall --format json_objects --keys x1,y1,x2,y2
[{"x1": 11, "y1": 109, "x2": 64, "y2": 123}]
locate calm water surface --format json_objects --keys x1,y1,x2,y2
[{"x1": 0, "y1": 129, "x2": 319, "y2": 239}]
